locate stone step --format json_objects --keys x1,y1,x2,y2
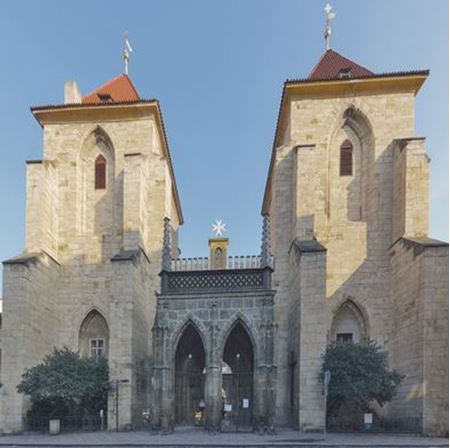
[{"x1": 0, "y1": 443, "x2": 447, "y2": 448}]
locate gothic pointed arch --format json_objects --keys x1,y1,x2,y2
[
  {"x1": 80, "y1": 125, "x2": 115, "y2": 158},
  {"x1": 172, "y1": 316, "x2": 208, "y2": 353},
  {"x1": 220, "y1": 313, "x2": 258, "y2": 359},
  {"x1": 77, "y1": 125, "x2": 117, "y2": 237},
  {"x1": 330, "y1": 299, "x2": 369, "y2": 343},
  {"x1": 222, "y1": 319, "x2": 255, "y2": 373},
  {"x1": 343, "y1": 105, "x2": 374, "y2": 136},
  {"x1": 78, "y1": 309, "x2": 109, "y2": 359},
  {"x1": 221, "y1": 319, "x2": 255, "y2": 427},
  {"x1": 174, "y1": 321, "x2": 206, "y2": 425},
  {"x1": 326, "y1": 104, "x2": 375, "y2": 222}
]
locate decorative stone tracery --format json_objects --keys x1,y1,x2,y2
[{"x1": 152, "y1": 223, "x2": 276, "y2": 432}]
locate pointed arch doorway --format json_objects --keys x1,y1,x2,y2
[
  {"x1": 222, "y1": 321, "x2": 254, "y2": 430},
  {"x1": 174, "y1": 323, "x2": 206, "y2": 426}
]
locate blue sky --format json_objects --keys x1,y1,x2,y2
[{"x1": 0, "y1": 0, "x2": 448, "y2": 285}]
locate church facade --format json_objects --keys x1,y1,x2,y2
[{"x1": 1, "y1": 49, "x2": 448, "y2": 436}]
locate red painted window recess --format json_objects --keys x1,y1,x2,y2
[
  {"x1": 340, "y1": 140, "x2": 353, "y2": 176},
  {"x1": 95, "y1": 154, "x2": 106, "y2": 189}
]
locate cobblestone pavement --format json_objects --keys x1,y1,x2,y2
[{"x1": 0, "y1": 427, "x2": 447, "y2": 448}]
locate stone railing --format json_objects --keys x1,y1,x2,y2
[
  {"x1": 161, "y1": 255, "x2": 274, "y2": 295},
  {"x1": 171, "y1": 255, "x2": 272, "y2": 271},
  {"x1": 162, "y1": 268, "x2": 269, "y2": 294}
]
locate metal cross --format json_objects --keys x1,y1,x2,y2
[
  {"x1": 123, "y1": 32, "x2": 133, "y2": 75},
  {"x1": 324, "y1": 3, "x2": 336, "y2": 50}
]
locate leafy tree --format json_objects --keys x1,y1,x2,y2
[
  {"x1": 17, "y1": 347, "x2": 109, "y2": 418},
  {"x1": 320, "y1": 340, "x2": 402, "y2": 416}
]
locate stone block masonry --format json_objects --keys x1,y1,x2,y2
[
  {"x1": 1, "y1": 98, "x2": 181, "y2": 432},
  {"x1": 1, "y1": 53, "x2": 447, "y2": 436}
]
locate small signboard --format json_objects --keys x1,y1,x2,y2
[
  {"x1": 242, "y1": 398, "x2": 249, "y2": 409},
  {"x1": 364, "y1": 413, "x2": 373, "y2": 430},
  {"x1": 224, "y1": 404, "x2": 232, "y2": 412},
  {"x1": 364, "y1": 413, "x2": 373, "y2": 424}
]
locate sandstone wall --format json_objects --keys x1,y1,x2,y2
[
  {"x1": 2, "y1": 106, "x2": 179, "y2": 431},
  {"x1": 388, "y1": 238, "x2": 448, "y2": 436},
  {"x1": 268, "y1": 144, "x2": 296, "y2": 424},
  {"x1": 268, "y1": 84, "x2": 445, "y2": 431},
  {"x1": 1, "y1": 253, "x2": 61, "y2": 433},
  {"x1": 287, "y1": 240, "x2": 326, "y2": 432},
  {"x1": 287, "y1": 92, "x2": 416, "y2": 345}
]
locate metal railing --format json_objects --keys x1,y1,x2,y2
[
  {"x1": 327, "y1": 416, "x2": 421, "y2": 433},
  {"x1": 26, "y1": 415, "x2": 104, "y2": 433}
]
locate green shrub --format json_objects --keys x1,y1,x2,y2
[
  {"x1": 320, "y1": 340, "x2": 402, "y2": 416},
  {"x1": 17, "y1": 347, "x2": 109, "y2": 418}
]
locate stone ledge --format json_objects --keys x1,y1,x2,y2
[
  {"x1": 403, "y1": 236, "x2": 449, "y2": 247},
  {"x1": 110, "y1": 247, "x2": 150, "y2": 264},
  {"x1": 157, "y1": 289, "x2": 276, "y2": 300},
  {"x1": 390, "y1": 236, "x2": 449, "y2": 258},
  {"x1": 291, "y1": 238, "x2": 327, "y2": 254},
  {"x1": 294, "y1": 144, "x2": 316, "y2": 151},
  {"x1": 3, "y1": 250, "x2": 60, "y2": 266},
  {"x1": 110, "y1": 249, "x2": 141, "y2": 262},
  {"x1": 394, "y1": 136, "x2": 426, "y2": 143}
]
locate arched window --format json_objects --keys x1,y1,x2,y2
[
  {"x1": 331, "y1": 300, "x2": 368, "y2": 343},
  {"x1": 79, "y1": 310, "x2": 109, "y2": 359},
  {"x1": 214, "y1": 247, "x2": 223, "y2": 268},
  {"x1": 340, "y1": 139, "x2": 353, "y2": 176},
  {"x1": 95, "y1": 154, "x2": 106, "y2": 189}
]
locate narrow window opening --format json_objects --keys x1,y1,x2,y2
[
  {"x1": 340, "y1": 140, "x2": 353, "y2": 176},
  {"x1": 95, "y1": 154, "x2": 106, "y2": 189},
  {"x1": 90, "y1": 338, "x2": 105, "y2": 359},
  {"x1": 214, "y1": 248, "x2": 223, "y2": 268},
  {"x1": 336, "y1": 333, "x2": 353, "y2": 343}
]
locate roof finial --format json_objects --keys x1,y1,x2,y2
[
  {"x1": 324, "y1": 3, "x2": 336, "y2": 50},
  {"x1": 123, "y1": 32, "x2": 133, "y2": 75},
  {"x1": 212, "y1": 219, "x2": 226, "y2": 238}
]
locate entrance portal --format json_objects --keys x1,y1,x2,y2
[
  {"x1": 222, "y1": 322, "x2": 254, "y2": 430},
  {"x1": 174, "y1": 324, "x2": 205, "y2": 425}
]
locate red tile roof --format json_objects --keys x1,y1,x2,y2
[
  {"x1": 308, "y1": 49, "x2": 374, "y2": 80},
  {"x1": 287, "y1": 69, "x2": 429, "y2": 85},
  {"x1": 82, "y1": 74, "x2": 140, "y2": 104},
  {"x1": 261, "y1": 50, "x2": 429, "y2": 215}
]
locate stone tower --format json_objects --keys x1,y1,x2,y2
[
  {"x1": 1, "y1": 48, "x2": 447, "y2": 437},
  {"x1": 263, "y1": 49, "x2": 448, "y2": 434},
  {"x1": 1, "y1": 74, "x2": 182, "y2": 432}
]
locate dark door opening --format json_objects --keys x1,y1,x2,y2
[
  {"x1": 174, "y1": 324, "x2": 205, "y2": 426},
  {"x1": 222, "y1": 321, "x2": 254, "y2": 431}
]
